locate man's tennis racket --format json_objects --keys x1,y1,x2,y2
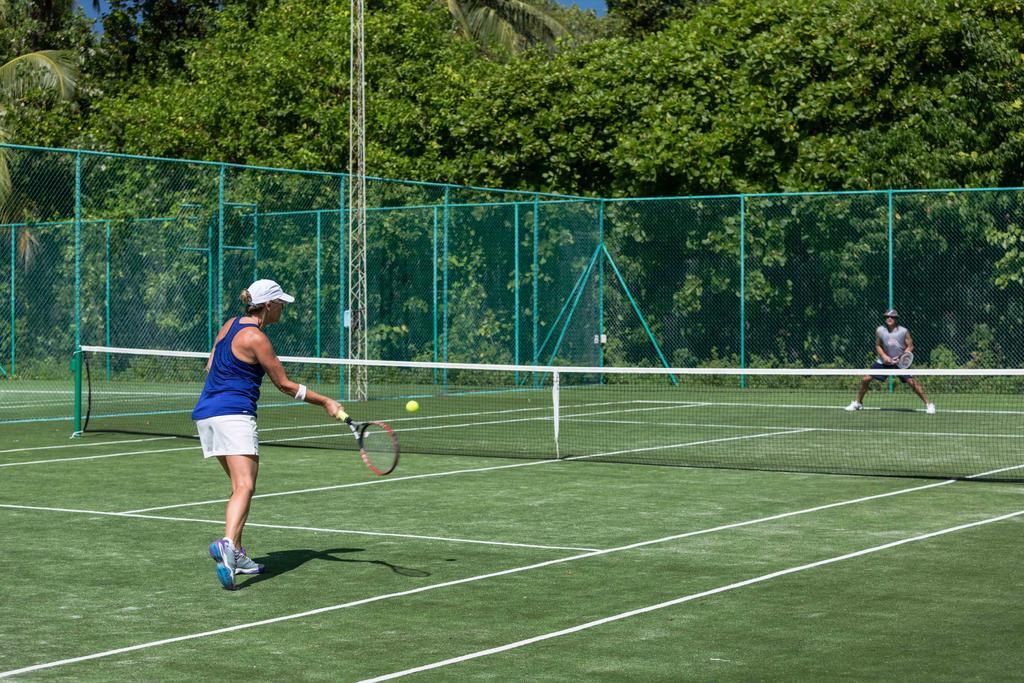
[
  {"x1": 896, "y1": 351, "x2": 914, "y2": 369},
  {"x1": 337, "y1": 411, "x2": 400, "y2": 476}
]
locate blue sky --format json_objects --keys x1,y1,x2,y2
[
  {"x1": 76, "y1": 0, "x2": 606, "y2": 24},
  {"x1": 566, "y1": 0, "x2": 607, "y2": 15}
]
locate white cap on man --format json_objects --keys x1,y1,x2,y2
[{"x1": 248, "y1": 279, "x2": 295, "y2": 305}]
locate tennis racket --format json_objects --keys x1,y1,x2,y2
[
  {"x1": 337, "y1": 411, "x2": 400, "y2": 476},
  {"x1": 896, "y1": 351, "x2": 914, "y2": 369}
]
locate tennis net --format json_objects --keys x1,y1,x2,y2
[{"x1": 78, "y1": 345, "x2": 1024, "y2": 481}]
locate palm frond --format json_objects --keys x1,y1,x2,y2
[
  {"x1": 449, "y1": 0, "x2": 571, "y2": 53},
  {"x1": 466, "y1": 5, "x2": 522, "y2": 52},
  {"x1": 447, "y1": 0, "x2": 474, "y2": 38},
  {"x1": 0, "y1": 50, "x2": 78, "y2": 101},
  {"x1": 479, "y1": 0, "x2": 570, "y2": 46},
  {"x1": 0, "y1": 124, "x2": 11, "y2": 207}
]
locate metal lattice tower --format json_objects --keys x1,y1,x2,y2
[{"x1": 347, "y1": 0, "x2": 368, "y2": 401}]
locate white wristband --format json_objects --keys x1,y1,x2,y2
[{"x1": 295, "y1": 384, "x2": 307, "y2": 402}]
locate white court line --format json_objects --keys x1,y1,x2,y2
[
  {"x1": 0, "y1": 445, "x2": 200, "y2": 468},
  {"x1": 563, "y1": 416, "x2": 1024, "y2": 440},
  {"x1": 0, "y1": 436, "x2": 176, "y2": 455},
  {"x1": 0, "y1": 505, "x2": 598, "y2": 552},
  {"x1": 634, "y1": 399, "x2": 1024, "y2": 417},
  {"x1": 0, "y1": 389, "x2": 72, "y2": 394},
  {"x1": 360, "y1": 507, "x2": 1024, "y2": 682},
  {"x1": 0, "y1": 476, "x2": 971, "y2": 679},
  {"x1": 572, "y1": 428, "x2": 814, "y2": 461},
  {"x1": 0, "y1": 401, "x2": 696, "y2": 468},
  {"x1": 2, "y1": 400, "x2": 78, "y2": 410},
  {"x1": 122, "y1": 426, "x2": 795, "y2": 514},
  {"x1": 263, "y1": 402, "x2": 706, "y2": 447},
  {"x1": 123, "y1": 459, "x2": 570, "y2": 513}
]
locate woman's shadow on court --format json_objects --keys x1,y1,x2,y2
[{"x1": 236, "y1": 547, "x2": 431, "y2": 589}]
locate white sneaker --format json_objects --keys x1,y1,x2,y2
[
  {"x1": 926, "y1": 403, "x2": 936, "y2": 415},
  {"x1": 845, "y1": 401, "x2": 862, "y2": 411},
  {"x1": 233, "y1": 547, "x2": 265, "y2": 575}
]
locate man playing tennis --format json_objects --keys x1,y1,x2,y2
[
  {"x1": 192, "y1": 279, "x2": 342, "y2": 590},
  {"x1": 846, "y1": 308, "x2": 935, "y2": 414}
]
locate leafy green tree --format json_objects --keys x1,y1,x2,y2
[
  {"x1": 605, "y1": 0, "x2": 700, "y2": 37},
  {"x1": 92, "y1": 0, "x2": 265, "y2": 81}
]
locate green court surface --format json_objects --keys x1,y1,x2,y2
[{"x1": 2, "y1": 404, "x2": 1024, "y2": 680}]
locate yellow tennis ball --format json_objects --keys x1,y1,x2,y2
[{"x1": 405, "y1": 400, "x2": 419, "y2": 413}]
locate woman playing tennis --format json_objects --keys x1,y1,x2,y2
[{"x1": 192, "y1": 279, "x2": 342, "y2": 590}]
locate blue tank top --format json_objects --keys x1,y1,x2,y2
[{"x1": 191, "y1": 318, "x2": 267, "y2": 420}]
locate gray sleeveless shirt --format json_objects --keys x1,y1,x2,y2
[{"x1": 876, "y1": 325, "x2": 908, "y2": 362}]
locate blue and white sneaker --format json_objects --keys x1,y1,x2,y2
[
  {"x1": 208, "y1": 538, "x2": 237, "y2": 590},
  {"x1": 233, "y1": 547, "x2": 265, "y2": 575}
]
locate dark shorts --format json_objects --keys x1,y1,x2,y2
[{"x1": 869, "y1": 361, "x2": 912, "y2": 383}]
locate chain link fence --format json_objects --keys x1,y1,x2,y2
[{"x1": 3, "y1": 143, "x2": 1024, "y2": 410}]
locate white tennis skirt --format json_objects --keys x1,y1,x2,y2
[{"x1": 195, "y1": 415, "x2": 259, "y2": 458}]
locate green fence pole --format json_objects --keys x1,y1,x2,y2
[
  {"x1": 207, "y1": 216, "x2": 214, "y2": 348},
  {"x1": 72, "y1": 349, "x2": 82, "y2": 435},
  {"x1": 514, "y1": 202, "x2": 520, "y2": 384},
  {"x1": 887, "y1": 190, "x2": 894, "y2": 309},
  {"x1": 339, "y1": 176, "x2": 346, "y2": 401},
  {"x1": 9, "y1": 224, "x2": 14, "y2": 375},
  {"x1": 253, "y1": 205, "x2": 259, "y2": 281},
  {"x1": 537, "y1": 260, "x2": 591, "y2": 358},
  {"x1": 601, "y1": 245, "x2": 676, "y2": 384},
  {"x1": 442, "y1": 186, "x2": 450, "y2": 389},
  {"x1": 432, "y1": 205, "x2": 439, "y2": 386},
  {"x1": 598, "y1": 200, "x2": 605, "y2": 372},
  {"x1": 316, "y1": 211, "x2": 322, "y2": 385},
  {"x1": 532, "y1": 194, "x2": 539, "y2": 386},
  {"x1": 217, "y1": 164, "x2": 225, "y2": 325},
  {"x1": 74, "y1": 151, "x2": 82, "y2": 354},
  {"x1": 73, "y1": 151, "x2": 82, "y2": 433},
  {"x1": 547, "y1": 245, "x2": 603, "y2": 366},
  {"x1": 739, "y1": 194, "x2": 746, "y2": 388},
  {"x1": 105, "y1": 221, "x2": 111, "y2": 380},
  {"x1": 888, "y1": 190, "x2": 894, "y2": 393}
]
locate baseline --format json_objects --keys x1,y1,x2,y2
[{"x1": 0, "y1": 504, "x2": 598, "y2": 552}]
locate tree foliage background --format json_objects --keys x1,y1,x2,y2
[
  {"x1": 6, "y1": 0, "x2": 1024, "y2": 372},
  {"x1": 12, "y1": 0, "x2": 1024, "y2": 197}
]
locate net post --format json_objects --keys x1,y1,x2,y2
[{"x1": 72, "y1": 348, "x2": 82, "y2": 436}]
